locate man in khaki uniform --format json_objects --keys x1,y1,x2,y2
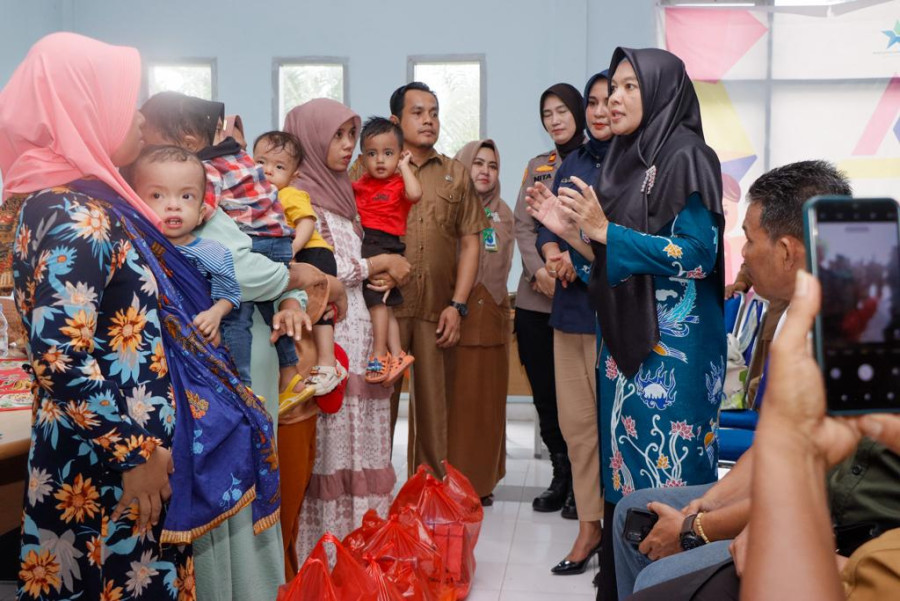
[{"x1": 386, "y1": 82, "x2": 488, "y2": 476}]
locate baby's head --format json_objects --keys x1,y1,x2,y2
[
  {"x1": 140, "y1": 91, "x2": 225, "y2": 153},
  {"x1": 360, "y1": 117, "x2": 404, "y2": 180},
  {"x1": 124, "y1": 145, "x2": 207, "y2": 244},
  {"x1": 252, "y1": 131, "x2": 303, "y2": 190}
]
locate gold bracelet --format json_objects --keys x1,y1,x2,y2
[{"x1": 695, "y1": 511, "x2": 711, "y2": 544}]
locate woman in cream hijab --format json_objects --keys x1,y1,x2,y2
[{"x1": 450, "y1": 139, "x2": 515, "y2": 504}]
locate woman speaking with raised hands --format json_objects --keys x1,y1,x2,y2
[{"x1": 528, "y1": 48, "x2": 726, "y2": 599}]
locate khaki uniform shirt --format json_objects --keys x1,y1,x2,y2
[
  {"x1": 842, "y1": 528, "x2": 900, "y2": 600},
  {"x1": 459, "y1": 198, "x2": 514, "y2": 348},
  {"x1": 513, "y1": 149, "x2": 562, "y2": 313},
  {"x1": 396, "y1": 150, "x2": 488, "y2": 322}
]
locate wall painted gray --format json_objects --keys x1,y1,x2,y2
[{"x1": 0, "y1": 0, "x2": 657, "y2": 289}]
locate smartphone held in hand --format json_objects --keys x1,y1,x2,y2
[
  {"x1": 623, "y1": 508, "x2": 659, "y2": 547},
  {"x1": 803, "y1": 196, "x2": 900, "y2": 415}
]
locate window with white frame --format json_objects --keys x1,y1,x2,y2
[
  {"x1": 410, "y1": 56, "x2": 485, "y2": 157},
  {"x1": 275, "y1": 60, "x2": 347, "y2": 128},
  {"x1": 147, "y1": 61, "x2": 215, "y2": 100}
]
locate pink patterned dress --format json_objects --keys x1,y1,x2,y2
[{"x1": 297, "y1": 208, "x2": 396, "y2": 560}]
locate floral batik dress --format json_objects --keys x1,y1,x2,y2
[
  {"x1": 12, "y1": 187, "x2": 192, "y2": 600},
  {"x1": 599, "y1": 194, "x2": 726, "y2": 504}
]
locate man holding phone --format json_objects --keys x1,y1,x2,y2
[{"x1": 612, "y1": 161, "x2": 900, "y2": 599}]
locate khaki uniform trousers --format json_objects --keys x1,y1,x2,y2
[
  {"x1": 553, "y1": 330, "x2": 603, "y2": 522},
  {"x1": 391, "y1": 317, "x2": 449, "y2": 477}
]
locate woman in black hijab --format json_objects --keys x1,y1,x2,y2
[
  {"x1": 512, "y1": 82, "x2": 585, "y2": 518},
  {"x1": 528, "y1": 48, "x2": 726, "y2": 599}
]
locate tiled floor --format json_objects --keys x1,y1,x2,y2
[
  {"x1": 392, "y1": 417, "x2": 600, "y2": 601},
  {"x1": 0, "y1": 418, "x2": 598, "y2": 601}
]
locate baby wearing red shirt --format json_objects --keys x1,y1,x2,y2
[{"x1": 353, "y1": 117, "x2": 422, "y2": 385}]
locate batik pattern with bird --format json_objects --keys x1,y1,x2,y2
[{"x1": 599, "y1": 194, "x2": 725, "y2": 503}]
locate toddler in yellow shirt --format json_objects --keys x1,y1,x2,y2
[{"x1": 254, "y1": 131, "x2": 344, "y2": 396}]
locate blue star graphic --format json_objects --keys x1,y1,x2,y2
[{"x1": 884, "y1": 20, "x2": 900, "y2": 49}]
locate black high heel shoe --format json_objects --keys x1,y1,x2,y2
[{"x1": 550, "y1": 540, "x2": 602, "y2": 575}]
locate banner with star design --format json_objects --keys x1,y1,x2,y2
[{"x1": 661, "y1": 0, "x2": 900, "y2": 283}]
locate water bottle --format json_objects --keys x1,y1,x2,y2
[{"x1": 0, "y1": 305, "x2": 8, "y2": 358}]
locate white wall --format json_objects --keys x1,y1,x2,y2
[{"x1": 0, "y1": 0, "x2": 657, "y2": 288}]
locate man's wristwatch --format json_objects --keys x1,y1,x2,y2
[
  {"x1": 449, "y1": 301, "x2": 468, "y2": 317},
  {"x1": 680, "y1": 514, "x2": 706, "y2": 551}
]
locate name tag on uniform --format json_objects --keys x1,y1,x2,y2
[{"x1": 483, "y1": 227, "x2": 498, "y2": 252}]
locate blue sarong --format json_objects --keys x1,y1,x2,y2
[{"x1": 72, "y1": 180, "x2": 280, "y2": 543}]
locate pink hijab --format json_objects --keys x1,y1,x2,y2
[
  {"x1": 0, "y1": 32, "x2": 161, "y2": 227},
  {"x1": 283, "y1": 98, "x2": 361, "y2": 223}
]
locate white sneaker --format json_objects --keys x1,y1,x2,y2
[{"x1": 308, "y1": 363, "x2": 347, "y2": 396}]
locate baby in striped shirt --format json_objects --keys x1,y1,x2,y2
[{"x1": 127, "y1": 145, "x2": 240, "y2": 344}]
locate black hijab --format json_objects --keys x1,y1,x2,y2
[
  {"x1": 583, "y1": 70, "x2": 612, "y2": 162},
  {"x1": 540, "y1": 83, "x2": 586, "y2": 159},
  {"x1": 591, "y1": 47, "x2": 724, "y2": 378}
]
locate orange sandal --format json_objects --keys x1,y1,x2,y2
[
  {"x1": 382, "y1": 351, "x2": 415, "y2": 388},
  {"x1": 365, "y1": 352, "x2": 392, "y2": 384}
]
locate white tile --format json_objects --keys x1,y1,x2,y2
[
  {"x1": 507, "y1": 539, "x2": 586, "y2": 567},
  {"x1": 516, "y1": 507, "x2": 574, "y2": 525},
  {"x1": 495, "y1": 470, "x2": 527, "y2": 487},
  {"x1": 482, "y1": 500, "x2": 522, "y2": 522},
  {"x1": 471, "y1": 560, "x2": 508, "y2": 591},
  {"x1": 467, "y1": 589, "x2": 502, "y2": 601},
  {"x1": 512, "y1": 520, "x2": 581, "y2": 544},
  {"x1": 473, "y1": 535, "x2": 513, "y2": 565},
  {"x1": 501, "y1": 563, "x2": 598, "y2": 595},
  {"x1": 500, "y1": 592, "x2": 596, "y2": 601},
  {"x1": 479, "y1": 517, "x2": 518, "y2": 543}
]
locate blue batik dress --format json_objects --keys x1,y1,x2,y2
[
  {"x1": 12, "y1": 187, "x2": 193, "y2": 600},
  {"x1": 599, "y1": 194, "x2": 726, "y2": 503}
]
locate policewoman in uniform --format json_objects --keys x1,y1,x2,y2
[{"x1": 513, "y1": 83, "x2": 585, "y2": 514}]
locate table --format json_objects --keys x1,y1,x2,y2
[{"x1": 0, "y1": 355, "x2": 32, "y2": 536}]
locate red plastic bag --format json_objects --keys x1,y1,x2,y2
[
  {"x1": 344, "y1": 508, "x2": 449, "y2": 601},
  {"x1": 440, "y1": 463, "x2": 484, "y2": 547},
  {"x1": 390, "y1": 461, "x2": 483, "y2": 599},
  {"x1": 343, "y1": 509, "x2": 386, "y2": 558},
  {"x1": 277, "y1": 558, "x2": 338, "y2": 601},
  {"x1": 362, "y1": 555, "x2": 412, "y2": 601},
  {"x1": 280, "y1": 532, "x2": 379, "y2": 601}
]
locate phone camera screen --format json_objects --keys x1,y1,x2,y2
[{"x1": 815, "y1": 202, "x2": 900, "y2": 413}]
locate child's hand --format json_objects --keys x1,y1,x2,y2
[
  {"x1": 398, "y1": 150, "x2": 412, "y2": 169},
  {"x1": 271, "y1": 307, "x2": 312, "y2": 344},
  {"x1": 193, "y1": 309, "x2": 222, "y2": 342}
]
